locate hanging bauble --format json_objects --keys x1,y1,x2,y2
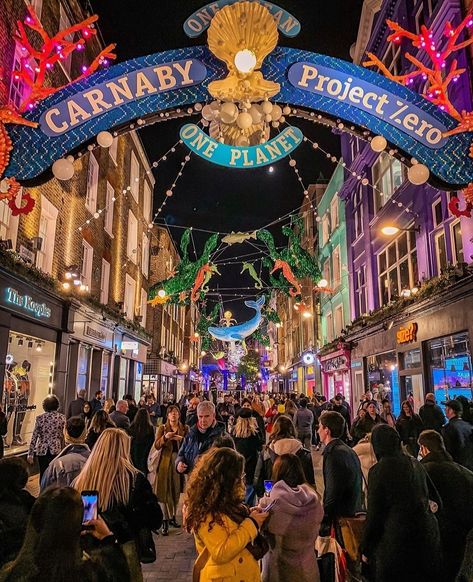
[
  {"x1": 210, "y1": 101, "x2": 220, "y2": 110},
  {"x1": 236, "y1": 111, "x2": 253, "y2": 130},
  {"x1": 262, "y1": 101, "x2": 273, "y2": 114},
  {"x1": 202, "y1": 104, "x2": 214, "y2": 121},
  {"x1": 271, "y1": 104, "x2": 282, "y2": 121},
  {"x1": 408, "y1": 163, "x2": 430, "y2": 185},
  {"x1": 97, "y1": 131, "x2": 114, "y2": 148},
  {"x1": 370, "y1": 135, "x2": 387, "y2": 152},
  {"x1": 52, "y1": 158, "x2": 74, "y2": 181},
  {"x1": 236, "y1": 135, "x2": 251, "y2": 146},
  {"x1": 249, "y1": 104, "x2": 263, "y2": 124},
  {"x1": 283, "y1": 105, "x2": 291, "y2": 115},
  {"x1": 66, "y1": 155, "x2": 75, "y2": 164},
  {"x1": 265, "y1": 113, "x2": 272, "y2": 123},
  {"x1": 220, "y1": 102, "x2": 238, "y2": 124}
]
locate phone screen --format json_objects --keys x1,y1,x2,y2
[
  {"x1": 264, "y1": 480, "x2": 273, "y2": 495},
  {"x1": 81, "y1": 491, "x2": 98, "y2": 524}
]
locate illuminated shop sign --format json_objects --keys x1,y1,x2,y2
[
  {"x1": 5, "y1": 287, "x2": 51, "y2": 319},
  {"x1": 121, "y1": 341, "x2": 139, "y2": 351},
  {"x1": 397, "y1": 322, "x2": 418, "y2": 344}
]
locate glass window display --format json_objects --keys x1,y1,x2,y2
[{"x1": 2, "y1": 332, "x2": 55, "y2": 456}]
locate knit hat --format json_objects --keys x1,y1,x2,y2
[{"x1": 237, "y1": 407, "x2": 253, "y2": 419}]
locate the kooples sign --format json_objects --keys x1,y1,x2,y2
[
  {"x1": 40, "y1": 59, "x2": 207, "y2": 136},
  {"x1": 5, "y1": 287, "x2": 51, "y2": 319},
  {"x1": 397, "y1": 322, "x2": 418, "y2": 344}
]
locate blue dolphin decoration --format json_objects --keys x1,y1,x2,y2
[{"x1": 209, "y1": 296, "x2": 265, "y2": 342}]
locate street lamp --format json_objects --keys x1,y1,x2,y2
[{"x1": 381, "y1": 224, "x2": 421, "y2": 236}]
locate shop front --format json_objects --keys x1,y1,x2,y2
[
  {"x1": 142, "y1": 358, "x2": 180, "y2": 404},
  {"x1": 0, "y1": 269, "x2": 72, "y2": 456},
  {"x1": 320, "y1": 345, "x2": 352, "y2": 404},
  {"x1": 113, "y1": 333, "x2": 149, "y2": 402}
]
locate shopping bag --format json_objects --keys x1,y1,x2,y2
[
  {"x1": 338, "y1": 513, "x2": 366, "y2": 562},
  {"x1": 315, "y1": 529, "x2": 347, "y2": 582},
  {"x1": 317, "y1": 551, "x2": 336, "y2": 582},
  {"x1": 147, "y1": 446, "x2": 162, "y2": 487}
]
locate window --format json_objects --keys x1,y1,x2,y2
[
  {"x1": 109, "y1": 137, "x2": 118, "y2": 164},
  {"x1": 143, "y1": 181, "x2": 152, "y2": 223},
  {"x1": 35, "y1": 196, "x2": 58, "y2": 274},
  {"x1": 451, "y1": 221, "x2": 464, "y2": 264},
  {"x1": 100, "y1": 259, "x2": 110, "y2": 304},
  {"x1": 326, "y1": 312, "x2": 333, "y2": 343},
  {"x1": 127, "y1": 211, "x2": 138, "y2": 263},
  {"x1": 0, "y1": 200, "x2": 11, "y2": 241},
  {"x1": 383, "y1": 43, "x2": 401, "y2": 76},
  {"x1": 334, "y1": 304, "x2": 344, "y2": 337},
  {"x1": 140, "y1": 288, "x2": 148, "y2": 328},
  {"x1": 432, "y1": 198, "x2": 443, "y2": 227},
  {"x1": 81, "y1": 240, "x2": 93, "y2": 288},
  {"x1": 104, "y1": 182, "x2": 114, "y2": 236},
  {"x1": 130, "y1": 151, "x2": 140, "y2": 202},
  {"x1": 59, "y1": 4, "x2": 73, "y2": 77},
  {"x1": 9, "y1": 43, "x2": 34, "y2": 110},
  {"x1": 323, "y1": 259, "x2": 331, "y2": 287},
  {"x1": 353, "y1": 185, "x2": 363, "y2": 239},
  {"x1": 330, "y1": 197, "x2": 339, "y2": 231},
  {"x1": 355, "y1": 266, "x2": 367, "y2": 317},
  {"x1": 322, "y1": 214, "x2": 330, "y2": 245},
  {"x1": 124, "y1": 274, "x2": 136, "y2": 320},
  {"x1": 333, "y1": 246, "x2": 341, "y2": 288},
  {"x1": 141, "y1": 233, "x2": 149, "y2": 277},
  {"x1": 373, "y1": 153, "x2": 405, "y2": 212},
  {"x1": 435, "y1": 231, "x2": 447, "y2": 273},
  {"x1": 378, "y1": 230, "x2": 417, "y2": 304},
  {"x1": 86, "y1": 154, "x2": 99, "y2": 214}
]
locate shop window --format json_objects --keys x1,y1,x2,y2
[
  {"x1": 141, "y1": 233, "x2": 149, "y2": 278},
  {"x1": 2, "y1": 332, "x2": 55, "y2": 455},
  {"x1": 373, "y1": 153, "x2": 405, "y2": 213},
  {"x1": 140, "y1": 288, "x2": 148, "y2": 328},
  {"x1": 353, "y1": 184, "x2": 363, "y2": 239},
  {"x1": 432, "y1": 198, "x2": 443, "y2": 227},
  {"x1": 426, "y1": 332, "x2": 472, "y2": 409},
  {"x1": 435, "y1": 230, "x2": 447, "y2": 274},
  {"x1": 130, "y1": 151, "x2": 140, "y2": 202},
  {"x1": 81, "y1": 240, "x2": 93, "y2": 288},
  {"x1": 58, "y1": 4, "x2": 73, "y2": 77},
  {"x1": 367, "y1": 351, "x2": 400, "y2": 415},
  {"x1": 401, "y1": 348, "x2": 422, "y2": 370},
  {"x1": 109, "y1": 137, "x2": 118, "y2": 164},
  {"x1": 77, "y1": 344, "x2": 91, "y2": 393},
  {"x1": 124, "y1": 274, "x2": 136, "y2": 320},
  {"x1": 100, "y1": 259, "x2": 110, "y2": 304},
  {"x1": 86, "y1": 154, "x2": 99, "y2": 214},
  {"x1": 330, "y1": 197, "x2": 339, "y2": 231},
  {"x1": 378, "y1": 230, "x2": 417, "y2": 305},
  {"x1": 451, "y1": 220, "x2": 464, "y2": 264},
  {"x1": 35, "y1": 195, "x2": 58, "y2": 275},
  {"x1": 326, "y1": 312, "x2": 333, "y2": 343},
  {"x1": 354, "y1": 370, "x2": 364, "y2": 404},
  {"x1": 332, "y1": 246, "x2": 341, "y2": 288},
  {"x1": 143, "y1": 181, "x2": 152, "y2": 223},
  {"x1": 118, "y1": 357, "x2": 128, "y2": 395},
  {"x1": 101, "y1": 353, "x2": 110, "y2": 395},
  {"x1": 104, "y1": 182, "x2": 114, "y2": 236},
  {"x1": 322, "y1": 214, "x2": 330, "y2": 245},
  {"x1": 127, "y1": 211, "x2": 138, "y2": 263},
  {"x1": 135, "y1": 362, "x2": 143, "y2": 401}
]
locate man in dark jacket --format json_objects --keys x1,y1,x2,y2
[
  {"x1": 40, "y1": 416, "x2": 90, "y2": 489},
  {"x1": 442, "y1": 399, "x2": 473, "y2": 471},
  {"x1": 89, "y1": 390, "x2": 103, "y2": 415},
  {"x1": 419, "y1": 393, "x2": 446, "y2": 432},
  {"x1": 419, "y1": 429, "x2": 473, "y2": 581},
  {"x1": 67, "y1": 388, "x2": 87, "y2": 419},
  {"x1": 294, "y1": 398, "x2": 313, "y2": 449},
  {"x1": 110, "y1": 400, "x2": 131, "y2": 431},
  {"x1": 176, "y1": 400, "x2": 226, "y2": 474},
  {"x1": 318, "y1": 411, "x2": 362, "y2": 532}
]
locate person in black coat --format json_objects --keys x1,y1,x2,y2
[
  {"x1": 231, "y1": 408, "x2": 263, "y2": 505},
  {"x1": 0, "y1": 457, "x2": 35, "y2": 567},
  {"x1": 396, "y1": 399, "x2": 424, "y2": 457},
  {"x1": 419, "y1": 393, "x2": 446, "y2": 432},
  {"x1": 67, "y1": 389, "x2": 87, "y2": 419},
  {"x1": 318, "y1": 411, "x2": 362, "y2": 533},
  {"x1": 351, "y1": 401, "x2": 385, "y2": 445},
  {"x1": 442, "y1": 400, "x2": 473, "y2": 471},
  {"x1": 129, "y1": 408, "x2": 155, "y2": 475},
  {"x1": 419, "y1": 430, "x2": 473, "y2": 581},
  {"x1": 361, "y1": 424, "x2": 443, "y2": 582}
]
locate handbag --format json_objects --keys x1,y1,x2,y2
[
  {"x1": 338, "y1": 513, "x2": 366, "y2": 562},
  {"x1": 317, "y1": 551, "x2": 336, "y2": 582},
  {"x1": 315, "y1": 527, "x2": 347, "y2": 582},
  {"x1": 246, "y1": 532, "x2": 269, "y2": 560},
  {"x1": 135, "y1": 527, "x2": 157, "y2": 563},
  {"x1": 147, "y1": 445, "x2": 162, "y2": 487}
]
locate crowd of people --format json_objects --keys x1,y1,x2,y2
[{"x1": 0, "y1": 387, "x2": 472, "y2": 581}]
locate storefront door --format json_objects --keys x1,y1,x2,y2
[{"x1": 401, "y1": 374, "x2": 424, "y2": 412}]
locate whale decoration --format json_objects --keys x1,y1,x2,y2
[{"x1": 208, "y1": 296, "x2": 265, "y2": 342}]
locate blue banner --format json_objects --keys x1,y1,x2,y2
[
  {"x1": 180, "y1": 123, "x2": 303, "y2": 168},
  {"x1": 183, "y1": 0, "x2": 301, "y2": 38}
]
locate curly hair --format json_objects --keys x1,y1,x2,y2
[{"x1": 184, "y1": 447, "x2": 245, "y2": 534}]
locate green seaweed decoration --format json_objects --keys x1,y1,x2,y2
[
  {"x1": 197, "y1": 304, "x2": 220, "y2": 351},
  {"x1": 149, "y1": 229, "x2": 220, "y2": 304},
  {"x1": 251, "y1": 328, "x2": 270, "y2": 347},
  {"x1": 264, "y1": 306, "x2": 281, "y2": 325}
]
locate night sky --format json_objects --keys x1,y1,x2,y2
[{"x1": 96, "y1": 0, "x2": 363, "y2": 319}]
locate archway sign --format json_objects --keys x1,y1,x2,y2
[{"x1": 4, "y1": 0, "x2": 473, "y2": 188}]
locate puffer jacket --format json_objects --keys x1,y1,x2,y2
[
  {"x1": 175, "y1": 421, "x2": 226, "y2": 473},
  {"x1": 254, "y1": 438, "x2": 315, "y2": 497},
  {"x1": 40, "y1": 443, "x2": 90, "y2": 490}
]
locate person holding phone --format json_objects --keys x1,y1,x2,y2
[
  {"x1": 153, "y1": 405, "x2": 189, "y2": 535},
  {"x1": 259, "y1": 454, "x2": 323, "y2": 582}
]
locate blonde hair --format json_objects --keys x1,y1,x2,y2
[
  {"x1": 233, "y1": 416, "x2": 259, "y2": 439},
  {"x1": 72, "y1": 428, "x2": 138, "y2": 511},
  {"x1": 104, "y1": 398, "x2": 115, "y2": 412}
]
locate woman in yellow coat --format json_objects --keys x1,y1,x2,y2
[{"x1": 185, "y1": 447, "x2": 268, "y2": 581}]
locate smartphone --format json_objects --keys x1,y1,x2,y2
[
  {"x1": 264, "y1": 480, "x2": 273, "y2": 496},
  {"x1": 81, "y1": 490, "x2": 99, "y2": 525},
  {"x1": 262, "y1": 499, "x2": 277, "y2": 513}
]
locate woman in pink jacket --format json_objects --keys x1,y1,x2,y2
[{"x1": 259, "y1": 453, "x2": 323, "y2": 582}]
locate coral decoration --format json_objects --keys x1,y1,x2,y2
[
  {"x1": 448, "y1": 183, "x2": 473, "y2": 217},
  {"x1": 191, "y1": 263, "x2": 220, "y2": 302},
  {"x1": 271, "y1": 259, "x2": 302, "y2": 297},
  {"x1": 364, "y1": 13, "x2": 473, "y2": 120},
  {"x1": 14, "y1": 5, "x2": 116, "y2": 112},
  {"x1": 8, "y1": 190, "x2": 35, "y2": 215},
  {"x1": 148, "y1": 294, "x2": 169, "y2": 306}
]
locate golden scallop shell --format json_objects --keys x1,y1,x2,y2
[{"x1": 208, "y1": 1, "x2": 278, "y2": 70}]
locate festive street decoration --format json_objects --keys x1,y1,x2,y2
[
  {"x1": 271, "y1": 259, "x2": 301, "y2": 297},
  {"x1": 448, "y1": 184, "x2": 473, "y2": 218},
  {"x1": 191, "y1": 263, "x2": 220, "y2": 301},
  {"x1": 196, "y1": 304, "x2": 220, "y2": 351},
  {"x1": 221, "y1": 231, "x2": 257, "y2": 245},
  {"x1": 208, "y1": 296, "x2": 265, "y2": 342},
  {"x1": 241, "y1": 262, "x2": 264, "y2": 289}
]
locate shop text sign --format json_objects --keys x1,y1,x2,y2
[
  {"x1": 180, "y1": 124, "x2": 303, "y2": 168},
  {"x1": 5, "y1": 287, "x2": 51, "y2": 319},
  {"x1": 183, "y1": 0, "x2": 301, "y2": 38},
  {"x1": 39, "y1": 59, "x2": 207, "y2": 136},
  {"x1": 288, "y1": 63, "x2": 448, "y2": 149},
  {"x1": 397, "y1": 322, "x2": 418, "y2": 344}
]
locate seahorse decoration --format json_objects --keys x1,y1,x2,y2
[
  {"x1": 241, "y1": 261, "x2": 264, "y2": 289},
  {"x1": 191, "y1": 263, "x2": 220, "y2": 301},
  {"x1": 271, "y1": 259, "x2": 301, "y2": 297},
  {"x1": 0, "y1": 106, "x2": 38, "y2": 215}
]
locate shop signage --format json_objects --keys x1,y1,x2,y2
[
  {"x1": 183, "y1": 1, "x2": 301, "y2": 38},
  {"x1": 351, "y1": 360, "x2": 363, "y2": 369},
  {"x1": 39, "y1": 59, "x2": 207, "y2": 136},
  {"x1": 288, "y1": 63, "x2": 447, "y2": 149},
  {"x1": 322, "y1": 355, "x2": 349, "y2": 372},
  {"x1": 84, "y1": 325, "x2": 107, "y2": 342},
  {"x1": 5, "y1": 287, "x2": 51, "y2": 319},
  {"x1": 121, "y1": 341, "x2": 139, "y2": 351},
  {"x1": 180, "y1": 124, "x2": 303, "y2": 168},
  {"x1": 19, "y1": 245, "x2": 35, "y2": 264},
  {"x1": 397, "y1": 322, "x2": 418, "y2": 344},
  {"x1": 302, "y1": 351, "x2": 315, "y2": 366}
]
